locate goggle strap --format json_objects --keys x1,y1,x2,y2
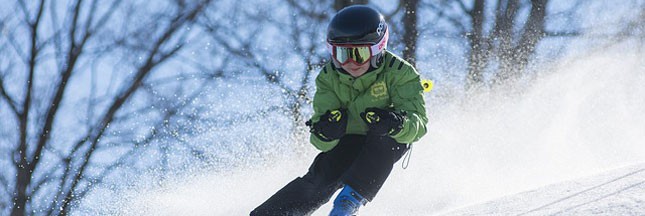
[{"x1": 370, "y1": 28, "x2": 388, "y2": 56}]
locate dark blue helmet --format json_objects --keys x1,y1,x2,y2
[{"x1": 327, "y1": 5, "x2": 388, "y2": 45}]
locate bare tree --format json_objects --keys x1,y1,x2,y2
[
  {"x1": 421, "y1": 0, "x2": 558, "y2": 88},
  {"x1": 0, "y1": 0, "x2": 214, "y2": 215},
  {"x1": 463, "y1": 0, "x2": 550, "y2": 87},
  {"x1": 199, "y1": 0, "x2": 337, "y2": 146}
]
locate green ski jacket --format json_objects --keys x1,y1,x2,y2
[{"x1": 310, "y1": 51, "x2": 428, "y2": 152}]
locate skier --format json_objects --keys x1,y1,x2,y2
[{"x1": 251, "y1": 5, "x2": 427, "y2": 216}]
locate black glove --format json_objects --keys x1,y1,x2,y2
[
  {"x1": 360, "y1": 108, "x2": 405, "y2": 136},
  {"x1": 306, "y1": 109, "x2": 348, "y2": 142}
]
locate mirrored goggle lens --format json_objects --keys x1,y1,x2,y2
[{"x1": 334, "y1": 46, "x2": 371, "y2": 64}]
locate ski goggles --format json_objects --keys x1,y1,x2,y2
[
  {"x1": 329, "y1": 45, "x2": 373, "y2": 65},
  {"x1": 327, "y1": 29, "x2": 389, "y2": 66}
]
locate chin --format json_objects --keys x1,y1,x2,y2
[
  {"x1": 350, "y1": 72, "x2": 366, "y2": 77},
  {"x1": 341, "y1": 65, "x2": 368, "y2": 77}
]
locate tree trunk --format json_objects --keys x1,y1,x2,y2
[
  {"x1": 11, "y1": 167, "x2": 29, "y2": 216},
  {"x1": 402, "y1": 0, "x2": 419, "y2": 67},
  {"x1": 463, "y1": 0, "x2": 549, "y2": 87},
  {"x1": 466, "y1": 0, "x2": 487, "y2": 88},
  {"x1": 11, "y1": 0, "x2": 46, "y2": 214},
  {"x1": 493, "y1": 0, "x2": 548, "y2": 85},
  {"x1": 515, "y1": 0, "x2": 548, "y2": 70},
  {"x1": 492, "y1": 0, "x2": 521, "y2": 85}
]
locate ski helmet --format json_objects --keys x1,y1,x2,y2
[{"x1": 326, "y1": 5, "x2": 389, "y2": 68}]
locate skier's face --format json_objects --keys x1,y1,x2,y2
[{"x1": 341, "y1": 61, "x2": 370, "y2": 78}]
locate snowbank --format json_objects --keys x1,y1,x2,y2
[{"x1": 440, "y1": 163, "x2": 645, "y2": 216}]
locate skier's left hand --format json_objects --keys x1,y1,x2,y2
[{"x1": 360, "y1": 108, "x2": 405, "y2": 136}]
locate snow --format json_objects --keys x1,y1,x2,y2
[
  {"x1": 91, "y1": 41, "x2": 645, "y2": 216},
  {"x1": 440, "y1": 163, "x2": 645, "y2": 216}
]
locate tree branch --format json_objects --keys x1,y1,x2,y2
[
  {"x1": 205, "y1": 24, "x2": 307, "y2": 103},
  {"x1": 58, "y1": 1, "x2": 213, "y2": 214},
  {"x1": 285, "y1": 0, "x2": 329, "y2": 21},
  {"x1": 0, "y1": 75, "x2": 19, "y2": 117},
  {"x1": 73, "y1": 141, "x2": 145, "y2": 203},
  {"x1": 74, "y1": 75, "x2": 210, "y2": 202},
  {"x1": 12, "y1": 1, "x2": 46, "y2": 215},
  {"x1": 455, "y1": 0, "x2": 472, "y2": 15},
  {"x1": 544, "y1": 30, "x2": 581, "y2": 37},
  {"x1": 27, "y1": 163, "x2": 62, "y2": 202},
  {"x1": 89, "y1": 0, "x2": 123, "y2": 35},
  {"x1": 0, "y1": 174, "x2": 9, "y2": 197},
  {"x1": 46, "y1": 156, "x2": 71, "y2": 216},
  {"x1": 30, "y1": 0, "x2": 90, "y2": 178},
  {"x1": 31, "y1": 0, "x2": 127, "y2": 190},
  {"x1": 424, "y1": 1, "x2": 468, "y2": 33},
  {"x1": 16, "y1": 0, "x2": 31, "y2": 23}
]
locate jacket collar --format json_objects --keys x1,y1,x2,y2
[{"x1": 336, "y1": 64, "x2": 385, "y2": 92}]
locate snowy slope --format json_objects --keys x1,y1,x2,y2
[
  {"x1": 77, "y1": 39, "x2": 645, "y2": 216},
  {"x1": 440, "y1": 163, "x2": 645, "y2": 216}
]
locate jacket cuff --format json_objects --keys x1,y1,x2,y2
[{"x1": 390, "y1": 117, "x2": 412, "y2": 144}]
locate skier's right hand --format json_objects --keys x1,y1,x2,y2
[{"x1": 306, "y1": 109, "x2": 347, "y2": 142}]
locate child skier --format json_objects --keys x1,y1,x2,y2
[{"x1": 251, "y1": 5, "x2": 428, "y2": 216}]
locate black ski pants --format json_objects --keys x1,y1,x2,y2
[{"x1": 251, "y1": 134, "x2": 408, "y2": 216}]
